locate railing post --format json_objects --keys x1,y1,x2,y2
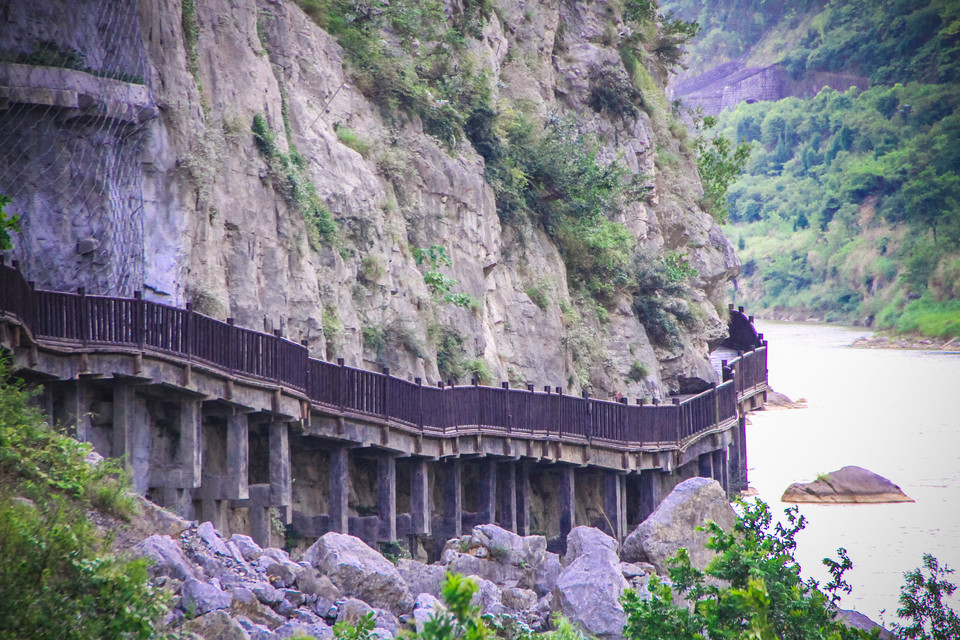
[
  {"x1": 556, "y1": 386, "x2": 563, "y2": 439},
  {"x1": 619, "y1": 397, "x2": 628, "y2": 442},
  {"x1": 302, "y1": 340, "x2": 310, "y2": 394},
  {"x1": 474, "y1": 378, "x2": 481, "y2": 429},
  {"x1": 382, "y1": 367, "x2": 391, "y2": 419},
  {"x1": 416, "y1": 377, "x2": 423, "y2": 431},
  {"x1": 712, "y1": 382, "x2": 719, "y2": 429},
  {"x1": 132, "y1": 291, "x2": 143, "y2": 349},
  {"x1": 672, "y1": 397, "x2": 681, "y2": 442},
  {"x1": 226, "y1": 318, "x2": 236, "y2": 376},
  {"x1": 337, "y1": 358, "x2": 345, "y2": 412},
  {"x1": 583, "y1": 390, "x2": 591, "y2": 442},
  {"x1": 274, "y1": 329, "x2": 282, "y2": 384},
  {"x1": 501, "y1": 382, "x2": 510, "y2": 434},
  {"x1": 77, "y1": 287, "x2": 87, "y2": 347}
]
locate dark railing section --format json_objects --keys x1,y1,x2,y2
[{"x1": 0, "y1": 261, "x2": 767, "y2": 449}]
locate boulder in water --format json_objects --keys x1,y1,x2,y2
[{"x1": 781, "y1": 466, "x2": 913, "y2": 504}]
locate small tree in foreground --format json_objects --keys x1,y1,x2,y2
[
  {"x1": 893, "y1": 554, "x2": 960, "y2": 640},
  {"x1": 622, "y1": 499, "x2": 872, "y2": 640}
]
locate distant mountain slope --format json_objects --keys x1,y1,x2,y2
[{"x1": 667, "y1": 0, "x2": 960, "y2": 336}]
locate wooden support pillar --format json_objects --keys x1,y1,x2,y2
[
  {"x1": 63, "y1": 380, "x2": 91, "y2": 443},
  {"x1": 112, "y1": 383, "x2": 135, "y2": 463},
  {"x1": 516, "y1": 460, "x2": 531, "y2": 536},
  {"x1": 248, "y1": 484, "x2": 272, "y2": 547},
  {"x1": 161, "y1": 486, "x2": 195, "y2": 520},
  {"x1": 559, "y1": 466, "x2": 575, "y2": 544},
  {"x1": 227, "y1": 411, "x2": 249, "y2": 500},
  {"x1": 712, "y1": 448, "x2": 728, "y2": 494},
  {"x1": 498, "y1": 461, "x2": 517, "y2": 532},
  {"x1": 738, "y1": 413, "x2": 749, "y2": 490},
  {"x1": 638, "y1": 469, "x2": 665, "y2": 522},
  {"x1": 378, "y1": 456, "x2": 397, "y2": 542},
  {"x1": 201, "y1": 498, "x2": 227, "y2": 533},
  {"x1": 269, "y1": 421, "x2": 291, "y2": 515},
  {"x1": 329, "y1": 446, "x2": 350, "y2": 533},
  {"x1": 698, "y1": 452, "x2": 713, "y2": 480},
  {"x1": 181, "y1": 399, "x2": 202, "y2": 489},
  {"x1": 410, "y1": 458, "x2": 431, "y2": 535},
  {"x1": 478, "y1": 459, "x2": 497, "y2": 525},
  {"x1": 442, "y1": 459, "x2": 462, "y2": 542},
  {"x1": 604, "y1": 471, "x2": 627, "y2": 541}
]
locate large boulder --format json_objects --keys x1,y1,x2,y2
[
  {"x1": 397, "y1": 559, "x2": 446, "y2": 599},
  {"x1": 440, "y1": 524, "x2": 546, "y2": 590},
  {"x1": 302, "y1": 532, "x2": 413, "y2": 615},
  {"x1": 181, "y1": 578, "x2": 233, "y2": 615},
  {"x1": 782, "y1": 466, "x2": 913, "y2": 504},
  {"x1": 621, "y1": 477, "x2": 735, "y2": 573},
  {"x1": 554, "y1": 527, "x2": 628, "y2": 639},
  {"x1": 131, "y1": 534, "x2": 198, "y2": 581},
  {"x1": 182, "y1": 610, "x2": 249, "y2": 640}
]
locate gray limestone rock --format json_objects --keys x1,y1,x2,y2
[
  {"x1": 198, "y1": 521, "x2": 232, "y2": 557},
  {"x1": 501, "y1": 587, "x2": 538, "y2": 612},
  {"x1": 555, "y1": 527, "x2": 628, "y2": 639},
  {"x1": 182, "y1": 578, "x2": 234, "y2": 615},
  {"x1": 396, "y1": 559, "x2": 446, "y2": 599},
  {"x1": 563, "y1": 526, "x2": 619, "y2": 565},
  {"x1": 412, "y1": 593, "x2": 445, "y2": 634},
  {"x1": 272, "y1": 620, "x2": 333, "y2": 639},
  {"x1": 302, "y1": 533, "x2": 413, "y2": 615},
  {"x1": 621, "y1": 477, "x2": 736, "y2": 573},
  {"x1": 782, "y1": 466, "x2": 913, "y2": 504},
  {"x1": 182, "y1": 610, "x2": 250, "y2": 640},
  {"x1": 131, "y1": 534, "x2": 198, "y2": 581},
  {"x1": 534, "y1": 553, "x2": 563, "y2": 596},
  {"x1": 336, "y1": 598, "x2": 374, "y2": 624},
  {"x1": 231, "y1": 534, "x2": 265, "y2": 562}
]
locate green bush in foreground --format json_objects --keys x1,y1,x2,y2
[
  {"x1": 622, "y1": 499, "x2": 869, "y2": 640},
  {"x1": 0, "y1": 360, "x2": 165, "y2": 639}
]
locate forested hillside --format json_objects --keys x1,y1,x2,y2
[{"x1": 668, "y1": 0, "x2": 960, "y2": 336}]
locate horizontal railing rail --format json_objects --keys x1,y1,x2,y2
[{"x1": 0, "y1": 261, "x2": 766, "y2": 450}]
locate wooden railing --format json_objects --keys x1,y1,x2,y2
[{"x1": 0, "y1": 261, "x2": 767, "y2": 449}]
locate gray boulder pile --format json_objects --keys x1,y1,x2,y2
[{"x1": 128, "y1": 477, "x2": 739, "y2": 640}]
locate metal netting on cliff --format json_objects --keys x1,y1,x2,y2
[{"x1": 0, "y1": 0, "x2": 153, "y2": 296}]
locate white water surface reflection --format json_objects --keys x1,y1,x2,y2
[{"x1": 746, "y1": 320, "x2": 960, "y2": 623}]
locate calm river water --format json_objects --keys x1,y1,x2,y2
[{"x1": 747, "y1": 320, "x2": 960, "y2": 623}]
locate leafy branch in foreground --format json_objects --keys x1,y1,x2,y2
[
  {"x1": 894, "y1": 554, "x2": 960, "y2": 640},
  {"x1": 0, "y1": 194, "x2": 19, "y2": 250},
  {"x1": 622, "y1": 499, "x2": 870, "y2": 640}
]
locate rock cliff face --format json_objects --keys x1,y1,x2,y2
[{"x1": 0, "y1": 0, "x2": 738, "y2": 398}]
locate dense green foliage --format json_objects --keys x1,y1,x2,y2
[
  {"x1": 894, "y1": 554, "x2": 960, "y2": 640},
  {"x1": 252, "y1": 112, "x2": 339, "y2": 246},
  {"x1": 296, "y1": 0, "x2": 491, "y2": 148},
  {"x1": 622, "y1": 499, "x2": 870, "y2": 640},
  {"x1": 0, "y1": 194, "x2": 19, "y2": 250},
  {"x1": 668, "y1": 0, "x2": 960, "y2": 335},
  {"x1": 720, "y1": 80, "x2": 960, "y2": 333},
  {"x1": 662, "y1": 0, "x2": 959, "y2": 84},
  {"x1": 0, "y1": 361, "x2": 165, "y2": 639}
]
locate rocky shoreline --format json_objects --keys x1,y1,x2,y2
[
  {"x1": 850, "y1": 334, "x2": 960, "y2": 351},
  {"x1": 124, "y1": 478, "x2": 738, "y2": 639},
  {"x1": 118, "y1": 476, "x2": 892, "y2": 639}
]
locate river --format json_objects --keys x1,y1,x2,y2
[{"x1": 746, "y1": 320, "x2": 960, "y2": 624}]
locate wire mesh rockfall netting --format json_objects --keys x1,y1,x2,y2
[{"x1": 0, "y1": 0, "x2": 154, "y2": 296}]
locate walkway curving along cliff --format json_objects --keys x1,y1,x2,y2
[{"x1": 0, "y1": 259, "x2": 768, "y2": 554}]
